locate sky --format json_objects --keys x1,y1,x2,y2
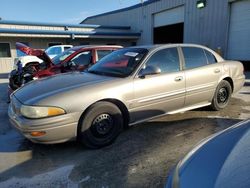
[{"x1": 0, "y1": 0, "x2": 142, "y2": 24}]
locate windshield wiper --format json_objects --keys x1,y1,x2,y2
[
  {"x1": 87, "y1": 70, "x2": 124, "y2": 78},
  {"x1": 87, "y1": 70, "x2": 103, "y2": 75}
]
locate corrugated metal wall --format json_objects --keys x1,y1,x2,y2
[
  {"x1": 84, "y1": 0, "x2": 185, "y2": 45},
  {"x1": 184, "y1": 0, "x2": 229, "y2": 55},
  {"x1": 84, "y1": 0, "x2": 231, "y2": 55}
]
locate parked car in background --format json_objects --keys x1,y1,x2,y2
[
  {"x1": 8, "y1": 42, "x2": 122, "y2": 95},
  {"x1": 165, "y1": 119, "x2": 250, "y2": 188},
  {"x1": 45, "y1": 45, "x2": 73, "y2": 59},
  {"x1": 13, "y1": 55, "x2": 43, "y2": 70},
  {"x1": 8, "y1": 44, "x2": 245, "y2": 148}
]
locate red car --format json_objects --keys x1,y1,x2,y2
[{"x1": 9, "y1": 43, "x2": 122, "y2": 95}]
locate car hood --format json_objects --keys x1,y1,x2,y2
[
  {"x1": 13, "y1": 71, "x2": 114, "y2": 105},
  {"x1": 16, "y1": 42, "x2": 53, "y2": 66},
  {"x1": 178, "y1": 119, "x2": 250, "y2": 188}
]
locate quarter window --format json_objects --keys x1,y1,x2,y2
[
  {"x1": 204, "y1": 50, "x2": 217, "y2": 64},
  {"x1": 145, "y1": 48, "x2": 180, "y2": 73},
  {"x1": 0, "y1": 43, "x2": 11, "y2": 58},
  {"x1": 182, "y1": 47, "x2": 207, "y2": 69}
]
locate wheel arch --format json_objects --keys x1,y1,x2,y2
[
  {"x1": 222, "y1": 77, "x2": 234, "y2": 92},
  {"x1": 77, "y1": 98, "x2": 130, "y2": 137},
  {"x1": 24, "y1": 61, "x2": 40, "y2": 67}
]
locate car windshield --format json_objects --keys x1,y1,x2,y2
[
  {"x1": 88, "y1": 48, "x2": 148, "y2": 77},
  {"x1": 52, "y1": 49, "x2": 76, "y2": 65}
]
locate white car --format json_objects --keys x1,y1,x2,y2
[
  {"x1": 13, "y1": 55, "x2": 43, "y2": 70},
  {"x1": 45, "y1": 45, "x2": 73, "y2": 59}
]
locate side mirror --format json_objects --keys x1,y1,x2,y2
[
  {"x1": 138, "y1": 65, "x2": 161, "y2": 78},
  {"x1": 67, "y1": 61, "x2": 77, "y2": 67}
]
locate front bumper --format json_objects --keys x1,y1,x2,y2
[{"x1": 8, "y1": 100, "x2": 81, "y2": 144}]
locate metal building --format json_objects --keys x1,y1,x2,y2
[
  {"x1": 82, "y1": 0, "x2": 250, "y2": 63},
  {"x1": 0, "y1": 20, "x2": 140, "y2": 73}
]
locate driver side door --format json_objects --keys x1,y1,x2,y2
[{"x1": 130, "y1": 47, "x2": 186, "y2": 123}]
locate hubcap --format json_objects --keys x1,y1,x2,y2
[
  {"x1": 92, "y1": 114, "x2": 113, "y2": 135},
  {"x1": 217, "y1": 87, "x2": 228, "y2": 104}
]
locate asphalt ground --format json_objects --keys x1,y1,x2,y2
[{"x1": 0, "y1": 72, "x2": 249, "y2": 188}]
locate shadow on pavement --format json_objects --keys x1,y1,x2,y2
[
  {"x1": 0, "y1": 72, "x2": 249, "y2": 187},
  {"x1": 0, "y1": 117, "x2": 241, "y2": 188}
]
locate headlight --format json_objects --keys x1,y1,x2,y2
[{"x1": 20, "y1": 105, "x2": 66, "y2": 119}]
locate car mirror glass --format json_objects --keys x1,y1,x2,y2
[{"x1": 138, "y1": 65, "x2": 161, "y2": 78}]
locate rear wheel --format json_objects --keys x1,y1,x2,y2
[
  {"x1": 78, "y1": 101, "x2": 123, "y2": 149},
  {"x1": 211, "y1": 80, "x2": 232, "y2": 111}
]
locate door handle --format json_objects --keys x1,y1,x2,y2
[
  {"x1": 214, "y1": 69, "x2": 220, "y2": 73},
  {"x1": 175, "y1": 76, "x2": 183, "y2": 82}
]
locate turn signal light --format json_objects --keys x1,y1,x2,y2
[{"x1": 30, "y1": 131, "x2": 46, "y2": 137}]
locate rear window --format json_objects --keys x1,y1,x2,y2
[{"x1": 46, "y1": 47, "x2": 62, "y2": 55}]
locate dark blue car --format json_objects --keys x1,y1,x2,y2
[{"x1": 166, "y1": 119, "x2": 250, "y2": 188}]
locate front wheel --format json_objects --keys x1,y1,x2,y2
[
  {"x1": 211, "y1": 80, "x2": 232, "y2": 111},
  {"x1": 78, "y1": 101, "x2": 123, "y2": 149}
]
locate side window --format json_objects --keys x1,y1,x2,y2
[
  {"x1": 46, "y1": 47, "x2": 62, "y2": 56},
  {"x1": 97, "y1": 50, "x2": 112, "y2": 61},
  {"x1": 0, "y1": 43, "x2": 11, "y2": 57},
  {"x1": 204, "y1": 50, "x2": 217, "y2": 64},
  {"x1": 145, "y1": 48, "x2": 180, "y2": 73},
  {"x1": 182, "y1": 47, "x2": 207, "y2": 69},
  {"x1": 71, "y1": 51, "x2": 92, "y2": 66}
]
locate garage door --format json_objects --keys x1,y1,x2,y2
[
  {"x1": 227, "y1": 0, "x2": 250, "y2": 61},
  {"x1": 153, "y1": 6, "x2": 184, "y2": 44},
  {"x1": 154, "y1": 6, "x2": 184, "y2": 28}
]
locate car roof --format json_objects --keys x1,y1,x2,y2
[
  {"x1": 127, "y1": 43, "x2": 224, "y2": 61},
  {"x1": 71, "y1": 45, "x2": 123, "y2": 51},
  {"x1": 128, "y1": 43, "x2": 212, "y2": 51},
  {"x1": 47, "y1": 45, "x2": 73, "y2": 48}
]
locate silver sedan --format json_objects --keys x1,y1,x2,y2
[{"x1": 8, "y1": 44, "x2": 245, "y2": 148}]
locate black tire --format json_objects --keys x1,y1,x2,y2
[
  {"x1": 211, "y1": 80, "x2": 232, "y2": 111},
  {"x1": 78, "y1": 101, "x2": 123, "y2": 149}
]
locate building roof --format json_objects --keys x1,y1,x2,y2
[
  {"x1": 0, "y1": 20, "x2": 131, "y2": 30},
  {"x1": 81, "y1": 0, "x2": 160, "y2": 23},
  {"x1": 0, "y1": 20, "x2": 140, "y2": 39}
]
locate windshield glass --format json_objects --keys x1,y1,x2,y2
[
  {"x1": 52, "y1": 49, "x2": 76, "y2": 65},
  {"x1": 88, "y1": 48, "x2": 148, "y2": 77}
]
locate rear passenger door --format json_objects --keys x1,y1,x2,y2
[{"x1": 182, "y1": 47, "x2": 221, "y2": 107}]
